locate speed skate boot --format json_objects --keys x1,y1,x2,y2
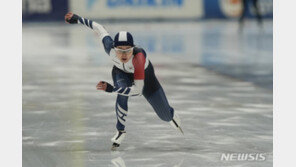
[
  {"x1": 169, "y1": 112, "x2": 184, "y2": 134},
  {"x1": 111, "y1": 130, "x2": 126, "y2": 151}
]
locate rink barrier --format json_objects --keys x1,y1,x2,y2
[{"x1": 23, "y1": 0, "x2": 272, "y2": 21}]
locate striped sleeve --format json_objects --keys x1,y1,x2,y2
[
  {"x1": 112, "y1": 80, "x2": 144, "y2": 97},
  {"x1": 78, "y1": 17, "x2": 93, "y2": 29}
]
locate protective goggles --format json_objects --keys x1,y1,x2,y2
[{"x1": 114, "y1": 47, "x2": 134, "y2": 54}]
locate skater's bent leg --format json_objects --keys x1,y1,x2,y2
[
  {"x1": 112, "y1": 66, "x2": 133, "y2": 131},
  {"x1": 142, "y1": 63, "x2": 174, "y2": 122},
  {"x1": 145, "y1": 87, "x2": 174, "y2": 122},
  {"x1": 116, "y1": 95, "x2": 128, "y2": 131}
]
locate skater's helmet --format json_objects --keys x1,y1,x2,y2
[{"x1": 114, "y1": 31, "x2": 134, "y2": 47}]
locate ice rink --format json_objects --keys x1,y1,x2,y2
[{"x1": 23, "y1": 20, "x2": 273, "y2": 167}]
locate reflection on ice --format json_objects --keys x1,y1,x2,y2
[
  {"x1": 111, "y1": 157, "x2": 126, "y2": 167},
  {"x1": 111, "y1": 156, "x2": 184, "y2": 167}
]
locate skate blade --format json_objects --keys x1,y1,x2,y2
[
  {"x1": 111, "y1": 146, "x2": 117, "y2": 151},
  {"x1": 178, "y1": 127, "x2": 184, "y2": 135},
  {"x1": 111, "y1": 143, "x2": 120, "y2": 151}
]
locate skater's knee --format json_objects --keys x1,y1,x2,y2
[
  {"x1": 116, "y1": 77, "x2": 133, "y2": 88},
  {"x1": 117, "y1": 82, "x2": 128, "y2": 88}
]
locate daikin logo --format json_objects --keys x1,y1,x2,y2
[
  {"x1": 107, "y1": 0, "x2": 184, "y2": 7},
  {"x1": 220, "y1": 153, "x2": 267, "y2": 161},
  {"x1": 87, "y1": 0, "x2": 183, "y2": 9}
]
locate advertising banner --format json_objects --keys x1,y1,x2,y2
[
  {"x1": 23, "y1": 0, "x2": 68, "y2": 21},
  {"x1": 70, "y1": 0, "x2": 204, "y2": 19},
  {"x1": 204, "y1": 0, "x2": 273, "y2": 19}
]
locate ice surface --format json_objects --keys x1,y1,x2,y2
[{"x1": 23, "y1": 20, "x2": 272, "y2": 167}]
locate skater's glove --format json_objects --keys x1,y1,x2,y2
[
  {"x1": 65, "y1": 12, "x2": 80, "y2": 24},
  {"x1": 96, "y1": 81, "x2": 114, "y2": 93}
]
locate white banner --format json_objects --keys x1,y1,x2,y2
[{"x1": 70, "y1": 0, "x2": 203, "y2": 19}]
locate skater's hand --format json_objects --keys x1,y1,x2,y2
[
  {"x1": 96, "y1": 81, "x2": 114, "y2": 93},
  {"x1": 65, "y1": 12, "x2": 79, "y2": 24},
  {"x1": 96, "y1": 81, "x2": 107, "y2": 91}
]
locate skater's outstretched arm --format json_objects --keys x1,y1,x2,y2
[
  {"x1": 64, "y1": 12, "x2": 113, "y2": 55},
  {"x1": 96, "y1": 53, "x2": 146, "y2": 96}
]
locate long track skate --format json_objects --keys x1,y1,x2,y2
[{"x1": 111, "y1": 130, "x2": 126, "y2": 151}]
